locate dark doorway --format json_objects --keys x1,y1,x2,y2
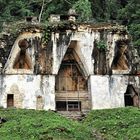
[
  {"x1": 7, "y1": 94, "x2": 14, "y2": 108},
  {"x1": 124, "y1": 85, "x2": 134, "y2": 106},
  {"x1": 125, "y1": 94, "x2": 133, "y2": 106}
]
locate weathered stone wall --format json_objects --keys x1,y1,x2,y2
[
  {"x1": 0, "y1": 75, "x2": 3, "y2": 107},
  {"x1": 0, "y1": 75, "x2": 55, "y2": 110},
  {"x1": 52, "y1": 30, "x2": 98, "y2": 75},
  {"x1": 52, "y1": 25, "x2": 130, "y2": 76},
  {"x1": 0, "y1": 22, "x2": 139, "y2": 112},
  {"x1": 3, "y1": 32, "x2": 42, "y2": 74},
  {"x1": 56, "y1": 91, "x2": 91, "y2": 111},
  {"x1": 89, "y1": 75, "x2": 128, "y2": 109}
]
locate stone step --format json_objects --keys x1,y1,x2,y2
[{"x1": 58, "y1": 111, "x2": 89, "y2": 120}]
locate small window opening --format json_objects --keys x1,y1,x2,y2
[
  {"x1": 68, "y1": 101, "x2": 81, "y2": 111},
  {"x1": 36, "y1": 96, "x2": 44, "y2": 110},
  {"x1": 56, "y1": 101, "x2": 81, "y2": 111},
  {"x1": 56, "y1": 101, "x2": 67, "y2": 111}
]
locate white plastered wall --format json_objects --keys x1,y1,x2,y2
[
  {"x1": 0, "y1": 75, "x2": 55, "y2": 110},
  {"x1": 89, "y1": 75, "x2": 128, "y2": 109}
]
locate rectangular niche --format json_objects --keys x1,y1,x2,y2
[
  {"x1": 56, "y1": 101, "x2": 81, "y2": 111},
  {"x1": 7, "y1": 94, "x2": 14, "y2": 108}
]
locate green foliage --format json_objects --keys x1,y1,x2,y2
[
  {"x1": 0, "y1": 109, "x2": 93, "y2": 140},
  {"x1": 42, "y1": 20, "x2": 77, "y2": 44},
  {"x1": 0, "y1": 0, "x2": 140, "y2": 49},
  {"x1": 72, "y1": 0, "x2": 92, "y2": 21},
  {"x1": 83, "y1": 107, "x2": 140, "y2": 140},
  {"x1": 129, "y1": 24, "x2": 140, "y2": 47},
  {"x1": 89, "y1": 0, "x2": 140, "y2": 49},
  {"x1": 97, "y1": 40, "x2": 107, "y2": 50},
  {"x1": 117, "y1": 0, "x2": 140, "y2": 24},
  {"x1": 117, "y1": 0, "x2": 140, "y2": 47},
  {"x1": 0, "y1": 0, "x2": 32, "y2": 21},
  {"x1": 89, "y1": 0, "x2": 122, "y2": 21},
  {"x1": 0, "y1": 107, "x2": 140, "y2": 140},
  {"x1": 42, "y1": 29, "x2": 51, "y2": 44},
  {"x1": 105, "y1": 0, "x2": 122, "y2": 20}
]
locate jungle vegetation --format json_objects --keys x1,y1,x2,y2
[{"x1": 0, "y1": 0, "x2": 139, "y2": 50}]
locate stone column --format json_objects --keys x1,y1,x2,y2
[
  {"x1": 89, "y1": 75, "x2": 111, "y2": 109},
  {"x1": 42, "y1": 75, "x2": 55, "y2": 110},
  {"x1": 0, "y1": 75, "x2": 3, "y2": 107},
  {"x1": 109, "y1": 75, "x2": 128, "y2": 108}
]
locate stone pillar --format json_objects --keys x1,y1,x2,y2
[
  {"x1": 89, "y1": 75, "x2": 111, "y2": 109},
  {"x1": 0, "y1": 75, "x2": 3, "y2": 107},
  {"x1": 42, "y1": 75, "x2": 55, "y2": 110},
  {"x1": 89, "y1": 75, "x2": 128, "y2": 110},
  {"x1": 109, "y1": 75, "x2": 128, "y2": 108}
]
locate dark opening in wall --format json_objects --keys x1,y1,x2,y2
[
  {"x1": 7, "y1": 94, "x2": 14, "y2": 108},
  {"x1": 56, "y1": 101, "x2": 66, "y2": 111},
  {"x1": 125, "y1": 85, "x2": 133, "y2": 106},
  {"x1": 68, "y1": 101, "x2": 81, "y2": 111},
  {"x1": 56, "y1": 101, "x2": 81, "y2": 111},
  {"x1": 92, "y1": 40, "x2": 107, "y2": 75},
  {"x1": 124, "y1": 85, "x2": 140, "y2": 107},
  {"x1": 125, "y1": 93, "x2": 133, "y2": 106}
]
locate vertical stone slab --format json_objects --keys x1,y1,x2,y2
[
  {"x1": 89, "y1": 75, "x2": 111, "y2": 109},
  {"x1": 89, "y1": 75, "x2": 128, "y2": 110},
  {"x1": 36, "y1": 96, "x2": 44, "y2": 110},
  {"x1": 2, "y1": 75, "x2": 26, "y2": 108},
  {"x1": 109, "y1": 75, "x2": 128, "y2": 108},
  {"x1": 52, "y1": 32, "x2": 71, "y2": 75},
  {"x1": 0, "y1": 75, "x2": 3, "y2": 107},
  {"x1": 42, "y1": 75, "x2": 55, "y2": 110}
]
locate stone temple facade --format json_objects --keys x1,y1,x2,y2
[{"x1": 0, "y1": 15, "x2": 140, "y2": 113}]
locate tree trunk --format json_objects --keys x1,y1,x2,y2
[{"x1": 38, "y1": 0, "x2": 45, "y2": 22}]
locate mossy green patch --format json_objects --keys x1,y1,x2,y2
[
  {"x1": 0, "y1": 109, "x2": 93, "y2": 140},
  {"x1": 0, "y1": 107, "x2": 140, "y2": 140},
  {"x1": 83, "y1": 107, "x2": 140, "y2": 140}
]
